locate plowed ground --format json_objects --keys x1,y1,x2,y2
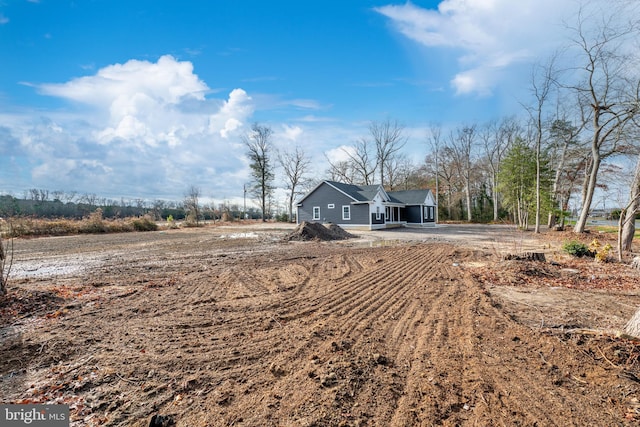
[{"x1": 2, "y1": 225, "x2": 640, "y2": 426}]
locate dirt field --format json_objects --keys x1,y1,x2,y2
[{"x1": 2, "y1": 223, "x2": 640, "y2": 426}]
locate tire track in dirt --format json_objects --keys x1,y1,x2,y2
[
  {"x1": 195, "y1": 245, "x2": 471, "y2": 426},
  {"x1": 379, "y1": 252, "x2": 621, "y2": 427},
  {"x1": 9, "y1": 235, "x2": 639, "y2": 427},
  {"x1": 222, "y1": 244, "x2": 466, "y2": 426},
  {"x1": 331, "y1": 245, "x2": 454, "y2": 336}
]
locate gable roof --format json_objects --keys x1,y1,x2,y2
[
  {"x1": 388, "y1": 189, "x2": 434, "y2": 205},
  {"x1": 325, "y1": 181, "x2": 385, "y2": 203},
  {"x1": 297, "y1": 180, "x2": 434, "y2": 206}
]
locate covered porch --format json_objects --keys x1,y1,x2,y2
[{"x1": 384, "y1": 204, "x2": 406, "y2": 228}]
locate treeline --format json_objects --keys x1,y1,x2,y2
[
  {"x1": 321, "y1": 3, "x2": 640, "y2": 249},
  {"x1": 0, "y1": 192, "x2": 262, "y2": 222}
]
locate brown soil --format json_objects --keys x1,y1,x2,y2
[
  {"x1": 285, "y1": 221, "x2": 356, "y2": 241},
  {"x1": 2, "y1": 223, "x2": 640, "y2": 426}
]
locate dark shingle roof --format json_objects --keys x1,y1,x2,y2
[
  {"x1": 315, "y1": 181, "x2": 432, "y2": 205},
  {"x1": 325, "y1": 181, "x2": 381, "y2": 202},
  {"x1": 387, "y1": 190, "x2": 430, "y2": 205}
]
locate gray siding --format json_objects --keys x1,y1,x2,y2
[
  {"x1": 297, "y1": 182, "x2": 369, "y2": 226},
  {"x1": 350, "y1": 204, "x2": 370, "y2": 225}
]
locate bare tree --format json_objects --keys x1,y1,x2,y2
[
  {"x1": 446, "y1": 125, "x2": 477, "y2": 222},
  {"x1": 325, "y1": 158, "x2": 355, "y2": 184},
  {"x1": 278, "y1": 146, "x2": 311, "y2": 223},
  {"x1": 63, "y1": 191, "x2": 77, "y2": 204},
  {"x1": 343, "y1": 138, "x2": 376, "y2": 185},
  {"x1": 547, "y1": 116, "x2": 585, "y2": 228},
  {"x1": 183, "y1": 185, "x2": 202, "y2": 226},
  {"x1": 426, "y1": 124, "x2": 442, "y2": 223},
  {"x1": 0, "y1": 223, "x2": 12, "y2": 297},
  {"x1": 243, "y1": 123, "x2": 275, "y2": 221},
  {"x1": 565, "y1": 5, "x2": 640, "y2": 233},
  {"x1": 525, "y1": 57, "x2": 557, "y2": 233},
  {"x1": 151, "y1": 199, "x2": 167, "y2": 221},
  {"x1": 27, "y1": 188, "x2": 49, "y2": 202},
  {"x1": 369, "y1": 119, "x2": 407, "y2": 188},
  {"x1": 394, "y1": 157, "x2": 425, "y2": 190},
  {"x1": 0, "y1": 234, "x2": 5, "y2": 296},
  {"x1": 618, "y1": 151, "x2": 640, "y2": 257},
  {"x1": 436, "y1": 147, "x2": 464, "y2": 220},
  {"x1": 384, "y1": 153, "x2": 414, "y2": 191},
  {"x1": 52, "y1": 190, "x2": 64, "y2": 202},
  {"x1": 479, "y1": 118, "x2": 519, "y2": 222}
]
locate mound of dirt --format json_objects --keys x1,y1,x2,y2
[{"x1": 285, "y1": 221, "x2": 356, "y2": 241}]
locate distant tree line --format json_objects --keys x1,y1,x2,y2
[{"x1": 0, "y1": 191, "x2": 264, "y2": 222}]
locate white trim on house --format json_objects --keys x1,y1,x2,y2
[
  {"x1": 342, "y1": 205, "x2": 351, "y2": 220},
  {"x1": 296, "y1": 180, "x2": 437, "y2": 230}
]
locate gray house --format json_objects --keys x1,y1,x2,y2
[{"x1": 296, "y1": 180, "x2": 436, "y2": 230}]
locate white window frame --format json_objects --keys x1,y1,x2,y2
[
  {"x1": 342, "y1": 205, "x2": 351, "y2": 220},
  {"x1": 328, "y1": 204, "x2": 335, "y2": 209},
  {"x1": 312, "y1": 206, "x2": 320, "y2": 220},
  {"x1": 376, "y1": 206, "x2": 381, "y2": 220}
]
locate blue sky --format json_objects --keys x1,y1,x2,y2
[{"x1": 0, "y1": 0, "x2": 627, "y2": 206}]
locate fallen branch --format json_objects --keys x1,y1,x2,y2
[
  {"x1": 116, "y1": 372, "x2": 142, "y2": 383},
  {"x1": 597, "y1": 346, "x2": 619, "y2": 369}
]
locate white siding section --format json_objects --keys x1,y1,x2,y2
[{"x1": 370, "y1": 193, "x2": 386, "y2": 220}]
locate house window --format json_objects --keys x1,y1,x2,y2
[
  {"x1": 376, "y1": 206, "x2": 381, "y2": 220},
  {"x1": 313, "y1": 206, "x2": 320, "y2": 220},
  {"x1": 342, "y1": 205, "x2": 351, "y2": 220},
  {"x1": 328, "y1": 204, "x2": 335, "y2": 209},
  {"x1": 425, "y1": 206, "x2": 434, "y2": 220}
]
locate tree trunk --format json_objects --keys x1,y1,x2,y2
[
  {"x1": 288, "y1": 193, "x2": 294, "y2": 223},
  {"x1": 621, "y1": 208, "x2": 637, "y2": 252},
  {"x1": 465, "y1": 181, "x2": 472, "y2": 222},
  {"x1": 574, "y1": 154, "x2": 601, "y2": 233},
  {"x1": 493, "y1": 184, "x2": 499, "y2": 222},
  {"x1": 625, "y1": 306, "x2": 640, "y2": 339},
  {"x1": 0, "y1": 236, "x2": 6, "y2": 296},
  {"x1": 621, "y1": 154, "x2": 640, "y2": 252}
]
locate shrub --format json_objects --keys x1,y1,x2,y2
[
  {"x1": 166, "y1": 215, "x2": 178, "y2": 229},
  {"x1": 131, "y1": 217, "x2": 158, "y2": 231},
  {"x1": 80, "y1": 208, "x2": 107, "y2": 233},
  {"x1": 562, "y1": 240, "x2": 594, "y2": 257},
  {"x1": 589, "y1": 238, "x2": 612, "y2": 262}
]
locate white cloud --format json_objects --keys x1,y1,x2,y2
[
  {"x1": 374, "y1": 0, "x2": 608, "y2": 95},
  {"x1": 39, "y1": 55, "x2": 207, "y2": 106},
  {"x1": 280, "y1": 124, "x2": 303, "y2": 141},
  {"x1": 37, "y1": 55, "x2": 217, "y2": 148},
  {"x1": 325, "y1": 145, "x2": 354, "y2": 164},
  {"x1": 0, "y1": 54, "x2": 346, "y2": 202},
  {"x1": 209, "y1": 88, "x2": 254, "y2": 138},
  {"x1": 0, "y1": 56, "x2": 264, "y2": 199}
]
